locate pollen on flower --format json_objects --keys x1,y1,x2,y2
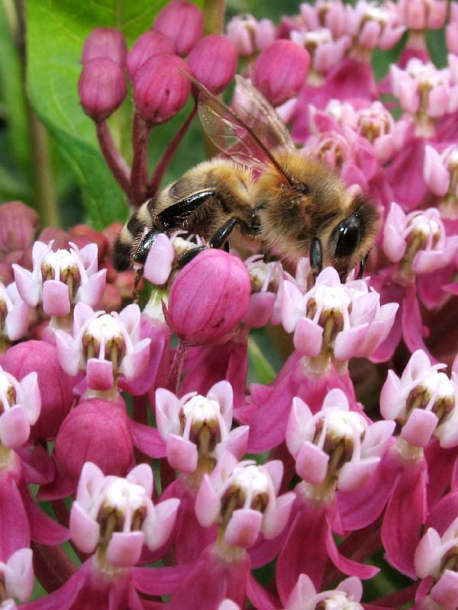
[
  {"x1": 307, "y1": 285, "x2": 351, "y2": 344},
  {"x1": 41, "y1": 249, "x2": 81, "y2": 299},
  {"x1": 83, "y1": 313, "x2": 126, "y2": 365},
  {"x1": 102, "y1": 478, "x2": 147, "y2": 521},
  {"x1": 406, "y1": 371, "x2": 456, "y2": 423}
]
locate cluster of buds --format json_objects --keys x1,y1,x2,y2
[{"x1": 78, "y1": 1, "x2": 239, "y2": 206}]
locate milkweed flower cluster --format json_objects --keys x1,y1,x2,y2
[{"x1": 1, "y1": 0, "x2": 458, "y2": 608}]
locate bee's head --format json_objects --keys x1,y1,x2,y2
[{"x1": 311, "y1": 198, "x2": 380, "y2": 282}]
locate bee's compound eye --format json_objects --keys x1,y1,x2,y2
[{"x1": 334, "y1": 216, "x2": 361, "y2": 258}]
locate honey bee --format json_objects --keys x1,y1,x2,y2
[{"x1": 114, "y1": 76, "x2": 380, "y2": 282}]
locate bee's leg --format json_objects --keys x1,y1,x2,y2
[
  {"x1": 357, "y1": 253, "x2": 369, "y2": 279},
  {"x1": 310, "y1": 238, "x2": 323, "y2": 280},
  {"x1": 155, "y1": 189, "x2": 217, "y2": 230},
  {"x1": 208, "y1": 217, "x2": 238, "y2": 248},
  {"x1": 177, "y1": 217, "x2": 238, "y2": 267}
]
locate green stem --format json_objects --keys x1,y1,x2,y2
[
  {"x1": 203, "y1": 0, "x2": 226, "y2": 35},
  {"x1": 28, "y1": 96, "x2": 60, "y2": 228},
  {"x1": 149, "y1": 104, "x2": 198, "y2": 195}
]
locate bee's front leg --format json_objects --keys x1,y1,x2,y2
[{"x1": 177, "y1": 217, "x2": 238, "y2": 267}]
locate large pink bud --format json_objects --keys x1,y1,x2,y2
[
  {"x1": 78, "y1": 58, "x2": 127, "y2": 122},
  {"x1": 165, "y1": 249, "x2": 251, "y2": 345},
  {"x1": 133, "y1": 54, "x2": 191, "y2": 126},
  {"x1": 153, "y1": 0, "x2": 204, "y2": 56},
  {"x1": 252, "y1": 40, "x2": 310, "y2": 106},
  {"x1": 187, "y1": 34, "x2": 238, "y2": 93},
  {"x1": 81, "y1": 27, "x2": 127, "y2": 65},
  {"x1": 55, "y1": 400, "x2": 134, "y2": 481}
]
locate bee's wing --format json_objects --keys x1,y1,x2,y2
[
  {"x1": 194, "y1": 75, "x2": 293, "y2": 179},
  {"x1": 232, "y1": 75, "x2": 295, "y2": 150}
]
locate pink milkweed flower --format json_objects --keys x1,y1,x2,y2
[
  {"x1": 300, "y1": 0, "x2": 348, "y2": 40},
  {"x1": 282, "y1": 267, "x2": 398, "y2": 375},
  {"x1": 397, "y1": 0, "x2": 448, "y2": 31},
  {"x1": 285, "y1": 574, "x2": 364, "y2": 610},
  {"x1": 390, "y1": 58, "x2": 458, "y2": 136},
  {"x1": 0, "y1": 548, "x2": 34, "y2": 606},
  {"x1": 446, "y1": 3, "x2": 458, "y2": 55},
  {"x1": 423, "y1": 143, "x2": 458, "y2": 219},
  {"x1": 196, "y1": 452, "x2": 295, "y2": 549},
  {"x1": 345, "y1": 0, "x2": 405, "y2": 57},
  {"x1": 382, "y1": 202, "x2": 458, "y2": 285},
  {"x1": 380, "y1": 349, "x2": 458, "y2": 449},
  {"x1": 155, "y1": 381, "x2": 248, "y2": 473},
  {"x1": 0, "y1": 366, "x2": 40, "y2": 450},
  {"x1": 338, "y1": 351, "x2": 456, "y2": 578},
  {"x1": 70, "y1": 462, "x2": 179, "y2": 566},
  {"x1": 0, "y1": 282, "x2": 29, "y2": 343},
  {"x1": 290, "y1": 28, "x2": 350, "y2": 84},
  {"x1": 22, "y1": 463, "x2": 179, "y2": 610},
  {"x1": 286, "y1": 389, "x2": 395, "y2": 493},
  {"x1": 55, "y1": 302, "x2": 151, "y2": 395},
  {"x1": 226, "y1": 14, "x2": 276, "y2": 57},
  {"x1": 275, "y1": 390, "x2": 385, "y2": 602},
  {"x1": 414, "y1": 490, "x2": 458, "y2": 610},
  {"x1": 242, "y1": 256, "x2": 284, "y2": 327},
  {"x1": 12, "y1": 240, "x2": 106, "y2": 322}
]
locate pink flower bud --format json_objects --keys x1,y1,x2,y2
[
  {"x1": 252, "y1": 40, "x2": 310, "y2": 106},
  {"x1": 153, "y1": 0, "x2": 204, "y2": 56},
  {"x1": 1, "y1": 340, "x2": 76, "y2": 440},
  {"x1": 166, "y1": 249, "x2": 251, "y2": 345},
  {"x1": 55, "y1": 400, "x2": 134, "y2": 480},
  {"x1": 133, "y1": 54, "x2": 191, "y2": 126},
  {"x1": 126, "y1": 31, "x2": 175, "y2": 81},
  {"x1": 81, "y1": 28, "x2": 127, "y2": 65},
  {"x1": 0, "y1": 201, "x2": 39, "y2": 254},
  {"x1": 78, "y1": 58, "x2": 127, "y2": 122},
  {"x1": 188, "y1": 35, "x2": 237, "y2": 93}
]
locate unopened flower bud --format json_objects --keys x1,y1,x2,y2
[
  {"x1": 153, "y1": 0, "x2": 204, "y2": 56},
  {"x1": 126, "y1": 30, "x2": 175, "y2": 81},
  {"x1": 81, "y1": 28, "x2": 127, "y2": 65},
  {"x1": 133, "y1": 54, "x2": 191, "y2": 126},
  {"x1": 1, "y1": 340, "x2": 75, "y2": 440},
  {"x1": 188, "y1": 35, "x2": 237, "y2": 93},
  {"x1": 252, "y1": 40, "x2": 310, "y2": 106},
  {"x1": 78, "y1": 58, "x2": 127, "y2": 122},
  {"x1": 166, "y1": 249, "x2": 251, "y2": 345},
  {"x1": 55, "y1": 400, "x2": 134, "y2": 480}
]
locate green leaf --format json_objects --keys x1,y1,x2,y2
[{"x1": 25, "y1": 0, "x2": 203, "y2": 229}]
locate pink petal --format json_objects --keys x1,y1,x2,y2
[
  {"x1": 42, "y1": 280, "x2": 71, "y2": 317},
  {"x1": 296, "y1": 442, "x2": 329, "y2": 485},
  {"x1": 0, "y1": 407, "x2": 31, "y2": 448},
  {"x1": 69, "y1": 501, "x2": 101, "y2": 554},
  {"x1": 293, "y1": 317, "x2": 323, "y2": 357},
  {"x1": 86, "y1": 358, "x2": 114, "y2": 390},
  {"x1": 225, "y1": 508, "x2": 262, "y2": 548},
  {"x1": 106, "y1": 531, "x2": 144, "y2": 567},
  {"x1": 167, "y1": 434, "x2": 198, "y2": 473}
]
